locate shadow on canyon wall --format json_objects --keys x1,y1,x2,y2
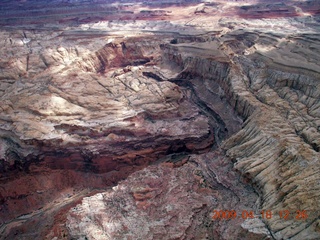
[{"x1": 0, "y1": 0, "x2": 320, "y2": 239}]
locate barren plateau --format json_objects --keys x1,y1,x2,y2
[{"x1": 0, "y1": 0, "x2": 319, "y2": 239}]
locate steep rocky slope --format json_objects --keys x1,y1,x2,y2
[{"x1": 0, "y1": 0, "x2": 319, "y2": 239}]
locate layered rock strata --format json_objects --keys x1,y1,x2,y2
[
  {"x1": 0, "y1": 0, "x2": 319, "y2": 239},
  {"x1": 0, "y1": 33, "x2": 219, "y2": 224},
  {"x1": 67, "y1": 151, "x2": 266, "y2": 240}
]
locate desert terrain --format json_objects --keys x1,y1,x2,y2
[{"x1": 0, "y1": 0, "x2": 319, "y2": 239}]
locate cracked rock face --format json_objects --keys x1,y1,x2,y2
[
  {"x1": 67, "y1": 151, "x2": 262, "y2": 240},
  {"x1": 0, "y1": 0, "x2": 320, "y2": 239}
]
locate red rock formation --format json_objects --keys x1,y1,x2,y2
[
  {"x1": 67, "y1": 150, "x2": 267, "y2": 240},
  {"x1": 0, "y1": 0, "x2": 320, "y2": 239}
]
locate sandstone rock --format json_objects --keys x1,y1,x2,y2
[
  {"x1": 67, "y1": 151, "x2": 268, "y2": 240},
  {"x1": 0, "y1": 0, "x2": 319, "y2": 239}
]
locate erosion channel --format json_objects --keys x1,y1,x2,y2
[{"x1": 0, "y1": 1, "x2": 320, "y2": 239}]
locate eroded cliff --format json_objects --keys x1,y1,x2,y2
[{"x1": 0, "y1": 0, "x2": 319, "y2": 239}]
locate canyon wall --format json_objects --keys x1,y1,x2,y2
[{"x1": 0, "y1": 0, "x2": 319, "y2": 239}]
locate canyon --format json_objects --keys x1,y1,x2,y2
[{"x1": 0, "y1": 0, "x2": 319, "y2": 239}]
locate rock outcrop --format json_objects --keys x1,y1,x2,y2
[
  {"x1": 67, "y1": 151, "x2": 265, "y2": 240},
  {"x1": 0, "y1": 0, "x2": 319, "y2": 239}
]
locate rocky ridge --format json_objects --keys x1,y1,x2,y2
[{"x1": 0, "y1": 0, "x2": 319, "y2": 239}]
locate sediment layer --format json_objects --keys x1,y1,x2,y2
[{"x1": 0, "y1": 0, "x2": 319, "y2": 239}]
